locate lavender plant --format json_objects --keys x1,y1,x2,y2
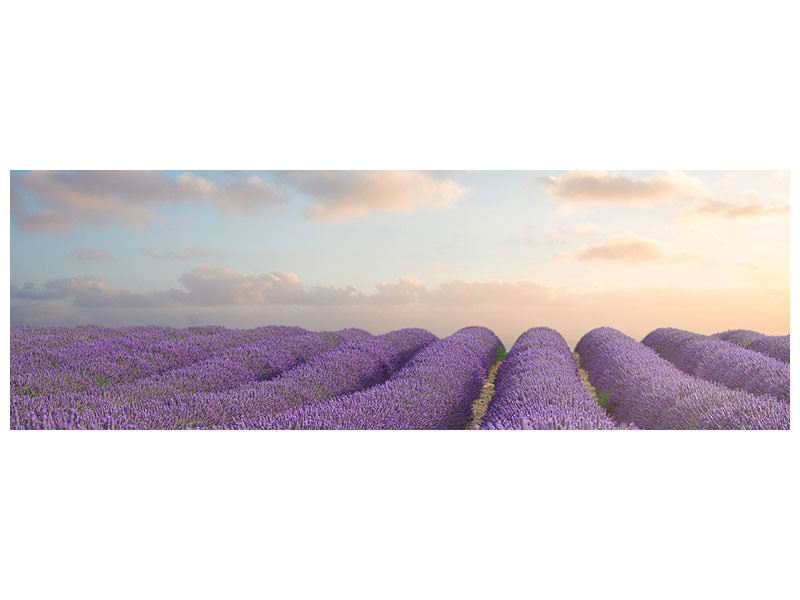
[
  {"x1": 247, "y1": 326, "x2": 502, "y2": 430},
  {"x1": 480, "y1": 327, "x2": 617, "y2": 430},
  {"x1": 747, "y1": 335, "x2": 790, "y2": 364},
  {"x1": 10, "y1": 328, "x2": 436, "y2": 429},
  {"x1": 642, "y1": 327, "x2": 789, "y2": 404},
  {"x1": 711, "y1": 329, "x2": 766, "y2": 348},
  {"x1": 576, "y1": 327, "x2": 789, "y2": 430}
]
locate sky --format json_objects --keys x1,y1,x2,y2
[{"x1": 9, "y1": 170, "x2": 790, "y2": 349}]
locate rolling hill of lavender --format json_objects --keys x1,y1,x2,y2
[{"x1": 9, "y1": 323, "x2": 790, "y2": 430}]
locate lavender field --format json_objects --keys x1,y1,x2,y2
[{"x1": 9, "y1": 324, "x2": 790, "y2": 430}]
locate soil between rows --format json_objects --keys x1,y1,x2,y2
[{"x1": 467, "y1": 360, "x2": 501, "y2": 429}]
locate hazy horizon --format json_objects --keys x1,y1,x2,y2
[{"x1": 10, "y1": 170, "x2": 790, "y2": 349}]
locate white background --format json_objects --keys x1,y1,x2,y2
[{"x1": 1, "y1": 1, "x2": 797, "y2": 599}]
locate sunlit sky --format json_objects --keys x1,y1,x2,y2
[{"x1": 10, "y1": 170, "x2": 790, "y2": 348}]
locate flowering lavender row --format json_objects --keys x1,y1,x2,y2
[
  {"x1": 11, "y1": 325, "x2": 179, "y2": 357},
  {"x1": 10, "y1": 324, "x2": 229, "y2": 355},
  {"x1": 9, "y1": 327, "x2": 371, "y2": 429},
  {"x1": 575, "y1": 327, "x2": 789, "y2": 429},
  {"x1": 251, "y1": 326, "x2": 503, "y2": 430},
  {"x1": 10, "y1": 328, "x2": 435, "y2": 429},
  {"x1": 747, "y1": 335, "x2": 790, "y2": 364},
  {"x1": 11, "y1": 325, "x2": 316, "y2": 398},
  {"x1": 711, "y1": 329, "x2": 766, "y2": 348},
  {"x1": 80, "y1": 328, "x2": 369, "y2": 400},
  {"x1": 156, "y1": 328, "x2": 439, "y2": 429},
  {"x1": 480, "y1": 327, "x2": 616, "y2": 430},
  {"x1": 711, "y1": 329, "x2": 790, "y2": 363},
  {"x1": 642, "y1": 327, "x2": 789, "y2": 404}
]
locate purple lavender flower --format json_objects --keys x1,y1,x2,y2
[
  {"x1": 9, "y1": 326, "x2": 372, "y2": 429},
  {"x1": 711, "y1": 329, "x2": 766, "y2": 348},
  {"x1": 747, "y1": 335, "x2": 790, "y2": 364},
  {"x1": 246, "y1": 327, "x2": 503, "y2": 430},
  {"x1": 711, "y1": 329, "x2": 790, "y2": 363},
  {"x1": 10, "y1": 327, "x2": 437, "y2": 429},
  {"x1": 480, "y1": 327, "x2": 617, "y2": 430},
  {"x1": 576, "y1": 327, "x2": 788, "y2": 430},
  {"x1": 642, "y1": 327, "x2": 789, "y2": 404}
]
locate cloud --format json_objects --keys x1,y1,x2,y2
[
  {"x1": 684, "y1": 190, "x2": 789, "y2": 220},
  {"x1": 371, "y1": 277, "x2": 426, "y2": 305},
  {"x1": 10, "y1": 269, "x2": 555, "y2": 310},
  {"x1": 726, "y1": 203, "x2": 789, "y2": 218},
  {"x1": 141, "y1": 247, "x2": 216, "y2": 261},
  {"x1": 559, "y1": 232, "x2": 666, "y2": 262},
  {"x1": 546, "y1": 171, "x2": 710, "y2": 205},
  {"x1": 276, "y1": 171, "x2": 465, "y2": 221},
  {"x1": 11, "y1": 278, "x2": 167, "y2": 308},
  {"x1": 11, "y1": 171, "x2": 284, "y2": 234},
  {"x1": 176, "y1": 173, "x2": 284, "y2": 213},
  {"x1": 175, "y1": 267, "x2": 307, "y2": 306},
  {"x1": 13, "y1": 279, "x2": 787, "y2": 353},
  {"x1": 72, "y1": 248, "x2": 113, "y2": 261}
]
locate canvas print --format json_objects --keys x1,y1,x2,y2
[{"x1": 9, "y1": 170, "x2": 790, "y2": 429}]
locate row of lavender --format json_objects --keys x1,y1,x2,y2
[
  {"x1": 10, "y1": 326, "x2": 448, "y2": 429},
  {"x1": 575, "y1": 328, "x2": 788, "y2": 429},
  {"x1": 11, "y1": 327, "x2": 503, "y2": 429},
  {"x1": 641, "y1": 328, "x2": 789, "y2": 404},
  {"x1": 711, "y1": 329, "x2": 790, "y2": 363},
  {"x1": 12, "y1": 325, "x2": 319, "y2": 398},
  {"x1": 253, "y1": 326, "x2": 502, "y2": 429},
  {"x1": 476, "y1": 326, "x2": 788, "y2": 430},
  {"x1": 9, "y1": 323, "x2": 789, "y2": 430},
  {"x1": 115, "y1": 327, "x2": 444, "y2": 429},
  {"x1": 12, "y1": 324, "x2": 341, "y2": 428},
  {"x1": 480, "y1": 327, "x2": 617, "y2": 430}
]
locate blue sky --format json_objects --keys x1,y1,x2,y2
[{"x1": 10, "y1": 170, "x2": 790, "y2": 347}]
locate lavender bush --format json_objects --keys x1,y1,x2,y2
[
  {"x1": 249, "y1": 326, "x2": 503, "y2": 430},
  {"x1": 10, "y1": 327, "x2": 370, "y2": 429},
  {"x1": 747, "y1": 335, "x2": 790, "y2": 364},
  {"x1": 480, "y1": 327, "x2": 616, "y2": 430},
  {"x1": 10, "y1": 328, "x2": 436, "y2": 429},
  {"x1": 10, "y1": 324, "x2": 789, "y2": 430},
  {"x1": 642, "y1": 327, "x2": 789, "y2": 404},
  {"x1": 712, "y1": 329, "x2": 790, "y2": 363},
  {"x1": 11, "y1": 325, "x2": 315, "y2": 399},
  {"x1": 576, "y1": 327, "x2": 789, "y2": 430},
  {"x1": 711, "y1": 329, "x2": 766, "y2": 348}
]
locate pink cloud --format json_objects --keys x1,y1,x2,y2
[
  {"x1": 11, "y1": 171, "x2": 284, "y2": 234},
  {"x1": 546, "y1": 171, "x2": 710, "y2": 205},
  {"x1": 562, "y1": 232, "x2": 666, "y2": 262},
  {"x1": 277, "y1": 171, "x2": 465, "y2": 221}
]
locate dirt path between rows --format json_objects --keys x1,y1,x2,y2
[
  {"x1": 573, "y1": 351, "x2": 602, "y2": 405},
  {"x1": 466, "y1": 360, "x2": 501, "y2": 429}
]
